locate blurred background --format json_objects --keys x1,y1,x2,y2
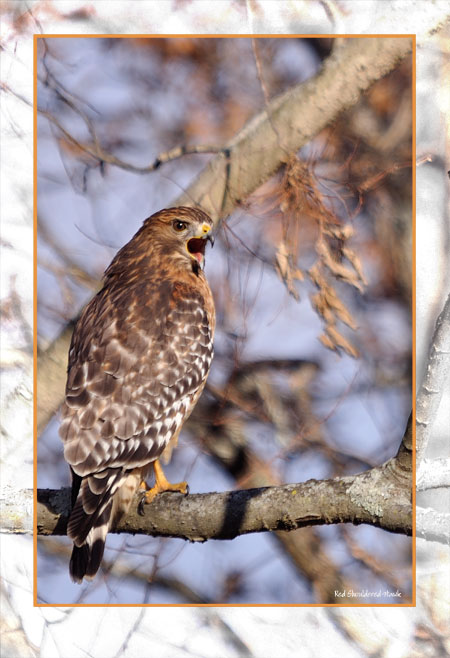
[{"x1": 36, "y1": 37, "x2": 412, "y2": 605}]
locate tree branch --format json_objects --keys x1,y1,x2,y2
[
  {"x1": 416, "y1": 293, "x2": 450, "y2": 465},
  {"x1": 39, "y1": 106, "x2": 223, "y2": 174},
  {"x1": 414, "y1": 293, "x2": 450, "y2": 547},
  {"x1": 37, "y1": 321, "x2": 76, "y2": 435},
  {"x1": 174, "y1": 37, "x2": 412, "y2": 219},
  {"x1": 31, "y1": 460, "x2": 411, "y2": 541},
  {"x1": 416, "y1": 507, "x2": 450, "y2": 545},
  {"x1": 417, "y1": 458, "x2": 450, "y2": 491}
]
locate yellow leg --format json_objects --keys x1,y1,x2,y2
[{"x1": 143, "y1": 459, "x2": 188, "y2": 505}]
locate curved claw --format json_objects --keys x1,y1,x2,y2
[
  {"x1": 137, "y1": 460, "x2": 189, "y2": 511},
  {"x1": 138, "y1": 491, "x2": 146, "y2": 516}
]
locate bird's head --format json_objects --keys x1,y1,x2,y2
[
  {"x1": 146, "y1": 206, "x2": 215, "y2": 272},
  {"x1": 104, "y1": 207, "x2": 215, "y2": 282}
]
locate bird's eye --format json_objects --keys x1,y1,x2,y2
[{"x1": 173, "y1": 220, "x2": 188, "y2": 232}]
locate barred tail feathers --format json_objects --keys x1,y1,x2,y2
[
  {"x1": 67, "y1": 468, "x2": 142, "y2": 583},
  {"x1": 69, "y1": 510, "x2": 111, "y2": 583},
  {"x1": 67, "y1": 468, "x2": 123, "y2": 583}
]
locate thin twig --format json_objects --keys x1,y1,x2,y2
[{"x1": 38, "y1": 107, "x2": 222, "y2": 174}]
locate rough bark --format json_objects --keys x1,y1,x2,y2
[{"x1": 34, "y1": 457, "x2": 411, "y2": 541}]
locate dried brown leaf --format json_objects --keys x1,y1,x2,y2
[
  {"x1": 316, "y1": 239, "x2": 364, "y2": 292},
  {"x1": 342, "y1": 247, "x2": 368, "y2": 286},
  {"x1": 275, "y1": 241, "x2": 301, "y2": 301},
  {"x1": 323, "y1": 288, "x2": 358, "y2": 330},
  {"x1": 323, "y1": 325, "x2": 359, "y2": 358},
  {"x1": 311, "y1": 291, "x2": 335, "y2": 326},
  {"x1": 275, "y1": 240, "x2": 289, "y2": 278},
  {"x1": 318, "y1": 332, "x2": 338, "y2": 353},
  {"x1": 308, "y1": 262, "x2": 327, "y2": 288},
  {"x1": 323, "y1": 223, "x2": 355, "y2": 241}
]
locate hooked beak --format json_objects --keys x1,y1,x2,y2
[
  {"x1": 199, "y1": 222, "x2": 214, "y2": 243},
  {"x1": 186, "y1": 223, "x2": 214, "y2": 266}
]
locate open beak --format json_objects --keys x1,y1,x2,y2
[{"x1": 187, "y1": 223, "x2": 214, "y2": 266}]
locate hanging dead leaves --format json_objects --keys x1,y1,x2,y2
[
  {"x1": 274, "y1": 155, "x2": 366, "y2": 359},
  {"x1": 274, "y1": 240, "x2": 304, "y2": 301}
]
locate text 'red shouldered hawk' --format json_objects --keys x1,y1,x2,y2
[{"x1": 59, "y1": 207, "x2": 215, "y2": 583}]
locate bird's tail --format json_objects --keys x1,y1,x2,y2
[
  {"x1": 69, "y1": 509, "x2": 111, "y2": 583},
  {"x1": 67, "y1": 468, "x2": 124, "y2": 583}
]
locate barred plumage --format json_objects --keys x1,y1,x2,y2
[{"x1": 59, "y1": 207, "x2": 215, "y2": 582}]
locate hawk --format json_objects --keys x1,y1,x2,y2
[{"x1": 59, "y1": 207, "x2": 215, "y2": 582}]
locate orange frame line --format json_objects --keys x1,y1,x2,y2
[
  {"x1": 34, "y1": 33, "x2": 414, "y2": 38},
  {"x1": 411, "y1": 31, "x2": 417, "y2": 609},
  {"x1": 33, "y1": 31, "x2": 38, "y2": 608},
  {"x1": 33, "y1": 33, "x2": 416, "y2": 608}
]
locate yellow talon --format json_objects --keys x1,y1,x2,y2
[{"x1": 142, "y1": 459, "x2": 188, "y2": 505}]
